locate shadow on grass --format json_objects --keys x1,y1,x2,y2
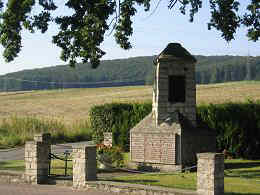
[
  {"x1": 48, "y1": 175, "x2": 72, "y2": 181},
  {"x1": 97, "y1": 168, "x2": 123, "y2": 174},
  {"x1": 105, "y1": 178, "x2": 158, "y2": 184},
  {"x1": 137, "y1": 163, "x2": 160, "y2": 172},
  {"x1": 224, "y1": 161, "x2": 260, "y2": 179},
  {"x1": 225, "y1": 169, "x2": 260, "y2": 179},
  {"x1": 225, "y1": 162, "x2": 260, "y2": 170},
  {"x1": 225, "y1": 193, "x2": 260, "y2": 195}
]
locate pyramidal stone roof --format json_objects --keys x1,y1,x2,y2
[{"x1": 154, "y1": 43, "x2": 197, "y2": 64}]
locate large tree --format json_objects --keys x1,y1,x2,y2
[{"x1": 0, "y1": 0, "x2": 259, "y2": 67}]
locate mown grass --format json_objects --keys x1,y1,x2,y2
[
  {"x1": 113, "y1": 159, "x2": 260, "y2": 194},
  {"x1": 0, "y1": 160, "x2": 25, "y2": 171},
  {"x1": 0, "y1": 116, "x2": 92, "y2": 148},
  {"x1": 0, "y1": 159, "x2": 73, "y2": 176},
  {"x1": 1, "y1": 159, "x2": 259, "y2": 194},
  {"x1": 49, "y1": 158, "x2": 73, "y2": 176}
]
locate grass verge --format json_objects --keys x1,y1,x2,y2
[
  {"x1": 0, "y1": 160, "x2": 24, "y2": 172},
  {"x1": 113, "y1": 159, "x2": 260, "y2": 194},
  {"x1": 1, "y1": 158, "x2": 259, "y2": 194}
]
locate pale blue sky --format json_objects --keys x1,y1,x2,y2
[{"x1": 0, "y1": 0, "x2": 259, "y2": 75}]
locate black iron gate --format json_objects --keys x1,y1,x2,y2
[{"x1": 48, "y1": 150, "x2": 72, "y2": 177}]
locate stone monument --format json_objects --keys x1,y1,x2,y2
[{"x1": 130, "y1": 43, "x2": 216, "y2": 171}]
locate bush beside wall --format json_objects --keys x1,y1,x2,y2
[
  {"x1": 197, "y1": 101, "x2": 260, "y2": 159},
  {"x1": 90, "y1": 101, "x2": 260, "y2": 159},
  {"x1": 89, "y1": 102, "x2": 152, "y2": 151}
]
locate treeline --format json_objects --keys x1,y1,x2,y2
[
  {"x1": 0, "y1": 55, "x2": 260, "y2": 91},
  {"x1": 195, "y1": 55, "x2": 260, "y2": 84},
  {"x1": 0, "y1": 56, "x2": 153, "y2": 91}
]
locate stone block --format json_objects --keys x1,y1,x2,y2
[
  {"x1": 34, "y1": 133, "x2": 51, "y2": 143},
  {"x1": 24, "y1": 134, "x2": 51, "y2": 184},
  {"x1": 73, "y1": 144, "x2": 97, "y2": 188},
  {"x1": 197, "y1": 153, "x2": 224, "y2": 195}
]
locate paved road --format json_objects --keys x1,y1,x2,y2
[
  {"x1": 0, "y1": 183, "x2": 116, "y2": 195},
  {"x1": 0, "y1": 141, "x2": 93, "y2": 161}
]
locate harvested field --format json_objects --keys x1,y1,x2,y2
[{"x1": 0, "y1": 81, "x2": 260, "y2": 123}]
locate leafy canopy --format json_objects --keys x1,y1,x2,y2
[{"x1": 0, "y1": 0, "x2": 259, "y2": 67}]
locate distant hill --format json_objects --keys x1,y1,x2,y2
[{"x1": 0, "y1": 55, "x2": 260, "y2": 91}]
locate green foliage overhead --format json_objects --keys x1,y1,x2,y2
[{"x1": 0, "y1": 0, "x2": 258, "y2": 67}]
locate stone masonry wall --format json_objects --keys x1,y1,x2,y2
[
  {"x1": 24, "y1": 133, "x2": 51, "y2": 184},
  {"x1": 131, "y1": 132, "x2": 176, "y2": 165},
  {"x1": 197, "y1": 153, "x2": 224, "y2": 195},
  {"x1": 153, "y1": 57, "x2": 196, "y2": 127},
  {"x1": 73, "y1": 144, "x2": 97, "y2": 188},
  {"x1": 130, "y1": 113, "x2": 183, "y2": 171}
]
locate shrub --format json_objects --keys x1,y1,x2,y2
[
  {"x1": 89, "y1": 102, "x2": 152, "y2": 151},
  {"x1": 197, "y1": 100, "x2": 260, "y2": 159},
  {"x1": 97, "y1": 144, "x2": 124, "y2": 167},
  {"x1": 90, "y1": 101, "x2": 260, "y2": 159}
]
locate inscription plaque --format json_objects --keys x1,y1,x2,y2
[{"x1": 131, "y1": 132, "x2": 176, "y2": 165}]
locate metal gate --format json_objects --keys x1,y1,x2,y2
[{"x1": 48, "y1": 150, "x2": 72, "y2": 177}]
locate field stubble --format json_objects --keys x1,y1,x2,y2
[{"x1": 0, "y1": 81, "x2": 260, "y2": 123}]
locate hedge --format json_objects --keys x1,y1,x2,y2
[
  {"x1": 89, "y1": 102, "x2": 152, "y2": 151},
  {"x1": 90, "y1": 101, "x2": 260, "y2": 159},
  {"x1": 197, "y1": 101, "x2": 260, "y2": 159}
]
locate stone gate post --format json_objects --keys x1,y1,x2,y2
[
  {"x1": 73, "y1": 144, "x2": 97, "y2": 188},
  {"x1": 24, "y1": 133, "x2": 51, "y2": 184},
  {"x1": 197, "y1": 153, "x2": 224, "y2": 195}
]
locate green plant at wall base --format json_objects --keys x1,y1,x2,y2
[{"x1": 97, "y1": 144, "x2": 124, "y2": 167}]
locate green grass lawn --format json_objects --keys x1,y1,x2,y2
[
  {"x1": 0, "y1": 160, "x2": 25, "y2": 171},
  {"x1": 112, "y1": 159, "x2": 260, "y2": 195},
  {"x1": 0, "y1": 158, "x2": 259, "y2": 194},
  {"x1": 0, "y1": 158, "x2": 73, "y2": 176}
]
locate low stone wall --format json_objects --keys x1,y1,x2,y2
[
  {"x1": 0, "y1": 171, "x2": 25, "y2": 184},
  {"x1": 84, "y1": 153, "x2": 224, "y2": 195},
  {"x1": 86, "y1": 181, "x2": 198, "y2": 195},
  {"x1": 0, "y1": 172, "x2": 197, "y2": 195},
  {"x1": 20, "y1": 133, "x2": 223, "y2": 195},
  {"x1": 1, "y1": 152, "x2": 224, "y2": 195}
]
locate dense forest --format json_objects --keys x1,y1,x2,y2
[{"x1": 0, "y1": 55, "x2": 259, "y2": 91}]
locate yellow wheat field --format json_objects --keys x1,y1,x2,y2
[{"x1": 0, "y1": 81, "x2": 260, "y2": 123}]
